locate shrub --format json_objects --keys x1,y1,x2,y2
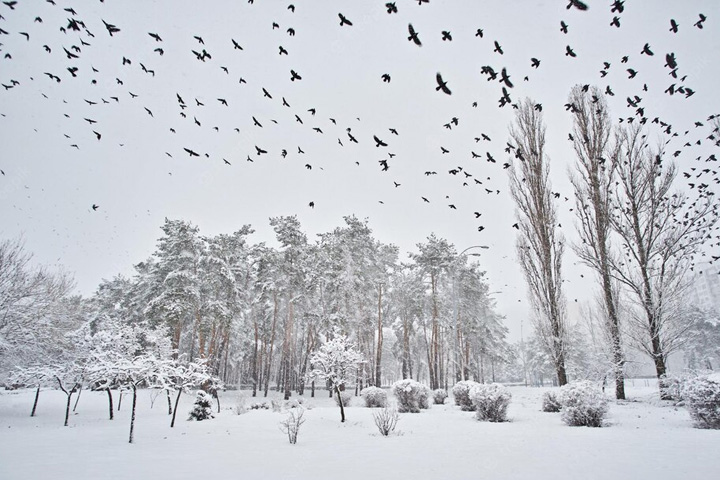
[
  {"x1": 279, "y1": 408, "x2": 305, "y2": 444},
  {"x1": 373, "y1": 406, "x2": 400, "y2": 436},
  {"x1": 433, "y1": 388, "x2": 448, "y2": 405},
  {"x1": 334, "y1": 390, "x2": 353, "y2": 408},
  {"x1": 559, "y1": 380, "x2": 608, "y2": 427},
  {"x1": 452, "y1": 380, "x2": 480, "y2": 411},
  {"x1": 392, "y1": 379, "x2": 431, "y2": 413},
  {"x1": 542, "y1": 391, "x2": 562, "y2": 412},
  {"x1": 234, "y1": 393, "x2": 248, "y2": 415},
  {"x1": 360, "y1": 386, "x2": 387, "y2": 408},
  {"x1": 683, "y1": 374, "x2": 720, "y2": 429},
  {"x1": 470, "y1": 383, "x2": 512, "y2": 422},
  {"x1": 188, "y1": 390, "x2": 215, "y2": 421}
]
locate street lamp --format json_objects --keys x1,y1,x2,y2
[{"x1": 452, "y1": 245, "x2": 489, "y2": 382}]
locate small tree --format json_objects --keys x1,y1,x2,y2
[
  {"x1": 114, "y1": 355, "x2": 158, "y2": 443},
  {"x1": 307, "y1": 330, "x2": 364, "y2": 422},
  {"x1": 152, "y1": 357, "x2": 213, "y2": 428},
  {"x1": 51, "y1": 364, "x2": 82, "y2": 427},
  {"x1": 10, "y1": 365, "x2": 53, "y2": 417}
]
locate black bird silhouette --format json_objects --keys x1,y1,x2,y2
[
  {"x1": 279, "y1": 46, "x2": 288, "y2": 55},
  {"x1": 223, "y1": 158, "x2": 231, "y2": 165},
  {"x1": 500, "y1": 68, "x2": 513, "y2": 88},
  {"x1": 252, "y1": 116, "x2": 262, "y2": 127},
  {"x1": 610, "y1": 16, "x2": 620, "y2": 28},
  {"x1": 665, "y1": 53, "x2": 677, "y2": 69},
  {"x1": 184, "y1": 147, "x2": 199, "y2": 157},
  {"x1": 694, "y1": 14, "x2": 706, "y2": 29},
  {"x1": 441, "y1": 31, "x2": 452, "y2": 41},
  {"x1": 386, "y1": 2, "x2": 397, "y2": 14},
  {"x1": 144, "y1": 107, "x2": 153, "y2": 117},
  {"x1": 381, "y1": 73, "x2": 391, "y2": 82},
  {"x1": 63, "y1": 47, "x2": 79, "y2": 59},
  {"x1": 476, "y1": 28, "x2": 484, "y2": 37},
  {"x1": 565, "y1": 45, "x2": 577, "y2": 57},
  {"x1": 262, "y1": 88, "x2": 272, "y2": 99},
  {"x1": 560, "y1": 21, "x2": 568, "y2": 34},
  {"x1": 611, "y1": 0, "x2": 624, "y2": 13},
  {"x1": 154, "y1": 48, "x2": 164, "y2": 55},
  {"x1": 194, "y1": 35, "x2": 204, "y2": 44},
  {"x1": 641, "y1": 43, "x2": 654, "y2": 56},
  {"x1": 669, "y1": 19, "x2": 679, "y2": 33},
  {"x1": 627, "y1": 68, "x2": 638, "y2": 79},
  {"x1": 287, "y1": 28, "x2": 295, "y2": 36},
  {"x1": 338, "y1": 13, "x2": 353, "y2": 26},
  {"x1": 566, "y1": 0, "x2": 588, "y2": 10},
  {"x1": 84, "y1": 118, "x2": 97, "y2": 125},
  {"x1": 373, "y1": 135, "x2": 388, "y2": 147},
  {"x1": 422, "y1": 197, "x2": 430, "y2": 202},
  {"x1": 102, "y1": 20, "x2": 120, "y2": 36},
  {"x1": 531, "y1": 58, "x2": 540, "y2": 68},
  {"x1": 435, "y1": 72, "x2": 451, "y2": 95},
  {"x1": 93, "y1": 131, "x2": 101, "y2": 140},
  {"x1": 255, "y1": 146, "x2": 268, "y2": 155},
  {"x1": 309, "y1": 202, "x2": 314, "y2": 208},
  {"x1": 290, "y1": 69, "x2": 302, "y2": 81},
  {"x1": 92, "y1": 204, "x2": 99, "y2": 211},
  {"x1": 493, "y1": 40, "x2": 504, "y2": 54},
  {"x1": 148, "y1": 32, "x2": 162, "y2": 42},
  {"x1": 408, "y1": 23, "x2": 422, "y2": 46}
]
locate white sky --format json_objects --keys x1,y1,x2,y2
[{"x1": 1, "y1": 0, "x2": 718, "y2": 340}]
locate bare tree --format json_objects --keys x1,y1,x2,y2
[
  {"x1": 567, "y1": 85, "x2": 626, "y2": 399},
  {"x1": 508, "y1": 99, "x2": 568, "y2": 386},
  {"x1": 609, "y1": 124, "x2": 718, "y2": 398}
]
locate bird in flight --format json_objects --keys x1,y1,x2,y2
[
  {"x1": 92, "y1": 204, "x2": 99, "y2": 211},
  {"x1": 408, "y1": 23, "x2": 422, "y2": 46},
  {"x1": 102, "y1": 19, "x2": 121, "y2": 36},
  {"x1": 338, "y1": 13, "x2": 353, "y2": 26},
  {"x1": 435, "y1": 72, "x2": 451, "y2": 95},
  {"x1": 373, "y1": 135, "x2": 388, "y2": 147},
  {"x1": 566, "y1": 0, "x2": 588, "y2": 10}
]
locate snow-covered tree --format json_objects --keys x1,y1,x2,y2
[{"x1": 307, "y1": 330, "x2": 365, "y2": 422}]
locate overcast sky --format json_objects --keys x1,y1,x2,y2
[{"x1": 1, "y1": 0, "x2": 718, "y2": 340}]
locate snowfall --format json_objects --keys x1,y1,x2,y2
[{"x1": 1, "y1": 380, "x2": 717, "y2": 480}]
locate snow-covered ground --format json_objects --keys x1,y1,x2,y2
[{"x1": 1, "y1": 381, "x2": 717, "y2": 480}]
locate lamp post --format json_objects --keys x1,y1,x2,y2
[{"x1": 452, "y1": 245, "x2": 489, "y2": 382}]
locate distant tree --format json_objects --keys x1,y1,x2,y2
[
  {"x1": 508, "y1": 99, "x2": 569, "y2": 386},
  {"x1": 608, "y1": 124, "x2": 717, "y2": 398},
  {"x1": 307, "y1": 330, "x2": 365, "y2": 422},
  {"x1": 682, "y1": 308, "x2": 720, "y2": 371},
  {"x1": 568, "y1": 85, "x2": 627, "y2": 399},
  {"x1": 410, "y1": 234, "x2": 456, "y2": 389},
  {"x1": 0, "y1": 237, "x2": 77, "y2": 375}
]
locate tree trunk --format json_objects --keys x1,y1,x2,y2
[
  {"x1": 166, "y1": 390, "x2": 173, "y2": 415},
  {"x1": 264, "y1": 292, "x2": 279, "y2": 397},
  {"x1": 170, "y1": 389, "x2": 183, "y2": 427},
  {"x1": 64, "y1": 392, "x2": 73, "y2": 427},
  {"x1": 118, "y1": 391, "x2": 123, "y2": 411},
  {"x1": 106, "y1": 388, "x2": 114, "y2": 420},
  {"x1": 336, "y1": 386, "x2": 346, "y2": 423},
  {"x1": 375, "y1": 284, "x2": 383, "y2": 387},
  {"x1": 31, "y1": 385, "x2": 40, "y2": 417},
  {"x1": 129, "y1": 385, "x2": 138, "y2": 444},
  {"x1": 252, "y1": 314, "x2": 260, "y2": 398},
  {"x1": 282, "y1": 297, "x2": 294, "y2": 401},
  {"x1": 72, "y1": 384, "x2": 82, "y2": 412}
]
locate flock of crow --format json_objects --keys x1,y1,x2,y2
[{"x1": 0, "y1": 0, "x2": 718, "y2": 281}]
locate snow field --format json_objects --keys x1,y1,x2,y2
[{"x1": 1, "y1": 383, "x2": 718, "y2": 480}]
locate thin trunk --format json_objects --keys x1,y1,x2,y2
[
  {"x1": 282, "y1": 297, "x2": 294, "y2": 401},
  {"x1": 166, "y1": 390, "x2": 173, "y2": 415},
  {"x1": 170, "y1": 389, "x2": 182, "y2": 428},
  {"x1": 264, "y1": 292, "x2": 279, "y2": 397},
  {"x1": 118, "y1": 391, "x2": 123, "y2": 411},
  {"x1": 72, "y1": 384, "x2": 82, "y2": 412},
  {"x1": 376, "y1": 284, "x2": 383, "y2": 387},
  {"x1": 128, "y1": 385, "x2": 138, "y2": 444},
  {"x1": 336, "y1": 386, "x2": 346, "y2": 423},
  {"x1": 31, "y1": 385, "x2": 40, "y2": 417},
  {"x1": 252, "y1": 314, "x2": 259, "y2": 397},
  {"x1": 64, "y1": 392, "x2": 73, "y2": 427},
  {"x1": 106, "y1": 388, "x2": 114, "y2": 420}
]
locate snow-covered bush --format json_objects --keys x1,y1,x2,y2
[
  {"x1": 188, "y1": 390, "x2": 214, "y2": 421},
  {"x1": 558, "y1": 380, "x2": 608, "y2": 427},
  {"x1": 249, "y1": 402, "x2": 270, "y2": 410},
  {"x1": 373, "y1": 406, "x2": 400, "y2": 436},
  {"x1": 683, "y1": 374, "x2": 720, "y2": 429},
  {"x1": 418, "y1": 383, "x2": 432, "y2": 410},
  {"x1": 334, "y1": 390, "x2": 353, "y2": 408},
  {"x1": 392, "y1": 379, "x2": 431, "y2": 413},
  {"x1": 542, "y1": 391, "x2": 562, "y2": 412},
  {"x1": 433, "y1": 388, "x2": 448, "y2": 405},
  {"x1": 234, "y1": 393, "x2": 247, "y2": 415},
  {"x1": 470, "y1": 383, "x2": 512, "y2": 422},
  {"x1": 279, "y1": 408, "x2": 305, "y2": 444},
  {"x1": 361, "y1": 386, "x2": 387, "y2": 408},
  {"x1": 452, "y1": 380, "x2": 480, "y2": 411}
]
